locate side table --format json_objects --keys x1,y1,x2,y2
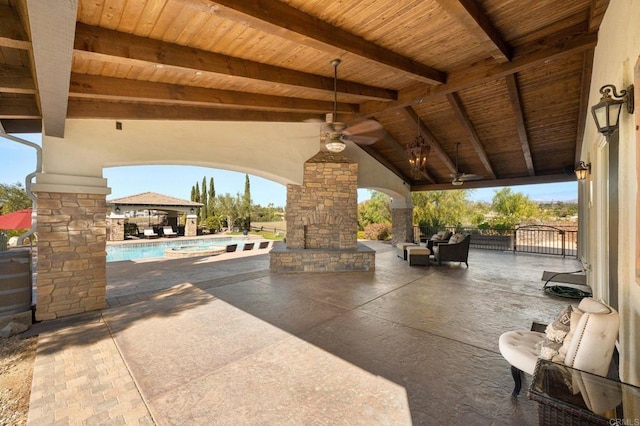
[{"x1": 528, "y1": 359, "x2": 640, "y2": 426}]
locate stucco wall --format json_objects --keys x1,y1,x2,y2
[
  {"x1": 39, "y1": 119, "x2": 411, "y2": 205},
  {"x1": 581, "y1": 0, "x2": 640, "y2": 386}
]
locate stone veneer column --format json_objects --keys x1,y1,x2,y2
[
  {"x1": 391, "y1": 202, "x2": 414, "y2": 247},
  {"x1": 35, "y1": 192, "x2": 108, "y2": 320},
  {"x1": 286, "y1": 151, "x2": 358, "y2": 250}
]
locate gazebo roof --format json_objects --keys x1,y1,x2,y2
[{"x1": 107, "y1": 192, "x2": 203, "y2": 208}]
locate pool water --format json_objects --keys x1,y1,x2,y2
[{"x1": 106, "y1": 238, "x2": 248, "y2": 262}]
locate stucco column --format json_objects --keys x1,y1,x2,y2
[
  {"x1": 391, "y1": 198, "x2": 414, "y2": 246},
  {"x1": 108, "y1": 213, "x2": 125, "y2": 241},
  {"x1": 31, "y1": 173, "x2": 111, "y2": 320},
  {"x1": 185, "y1": 214, "x2": 198, "y2": 237}
]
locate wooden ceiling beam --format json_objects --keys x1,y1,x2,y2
[
  {"x1": 361, "y1": 30, "x2": 598, "y2": 117},
  {"x1": 74, "y1": 23, "x2": 396, "y2": 102},
  {"x1": 0, "y1": 5, "x2": 31, "y2": 50},
  {"x1": 446, "y1": 93, "x2": 496, "y2": 179},
  {"x1": 0, "y1": 99, "x2": 41, "y2": 119},
  {"x1": 400, "y1": 106, "x2": 457, "y2": 174},
  {"x1": 574, "y1": 49, "x2": 595, "y2": 163},
  {"x1": 204, "y1": 0, "x2": 445, "y2": 85},
  {"x1": 69, "y1": 73, "x2": 358, "y2": 115},
  {"x1": 434, "y1": 0, "x2": 511, "y2": 62},
  {"x1": 504, "y1": 75, "x2": 535, "y2": 176},
  {"x1": 412, "y1": 173, "x2": 575, "y2": 191},
  {"x1": 66, "y1": 99, "x2": 323, "y2": 122},
  {"x1": 0, "y1": 64, "x2": 36, "y2": 94}
]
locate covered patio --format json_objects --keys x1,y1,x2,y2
[{"x1": 27, "y1": 244, "x2": 578, "y2": 424}]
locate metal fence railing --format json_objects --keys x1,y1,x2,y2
[{"x1": 416, "y1": 224, "x2": 578, "y2": 257}]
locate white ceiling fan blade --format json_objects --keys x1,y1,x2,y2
[{"x1": 460, "y1": 173, "x2": 482, "y2": 181}]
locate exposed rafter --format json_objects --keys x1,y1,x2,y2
[
  {"x1": 206, "y1": 0, "x2": 446, "y2": 85},
  {"x1": 68, "y1": 74, "x2": 358, "y2": 115},
  {"x1": 434, "y1": 0, "x2": 511, "y2": 62},
  {"x1": 504, "y1": 75, "x2": 535, "y2": 176},
  {"x1": 360, "y1": 30, "x2": 598, "y2": 118},
  {"x1": 73, "y1": 24, "x2": 397, "y2": 103},
  {"x1": 446, "y1": 93, "x2": 496, "y2": 179}
]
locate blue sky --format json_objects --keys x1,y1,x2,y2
[{"x1": 1, "y1": 133, "x2": 577, "y2": 207}]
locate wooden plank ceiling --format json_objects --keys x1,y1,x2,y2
[{"x1": 0, "y1": 0, "x2": 609, "y2": 190}]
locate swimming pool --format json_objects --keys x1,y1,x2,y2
[{"x1": 106, "y1": 237, "x2": 249, "y2": 262}]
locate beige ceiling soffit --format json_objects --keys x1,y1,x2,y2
[
  {"x1": 434, "y1": 0, "x2": 511, "y2": 62},
  {"x1": 447, "y1": 92, "x2": 496, "y2": 179},
  {"x1": 574, "y1": 49, "x2": 595, "y2": 163},
  {"x1": 360, "y1": 31, "x2": 598, "y2": 118},
  {"x1": 66, "y1": 99, "x2": 322, "y2": 122},
  {"x1": 199, "y1": 0, "x2": 446, "y2": 85},
  {"x1": 68, "y1": 74, "x2": 358, "y2": 115},
  {"x1": 400, "y1": 107, "x2": 456, "y2": 174},
  {"x1": 0, "y1": 64, "x2": 36, "y2": 94},
  {"x1": 73, "y1": 24, "x2": 396, "y2": 103},
  {"x1": 26, "y1": 0, "x2": 77, "y2": 138},
  {"x1": 504, "y1": 75, "x2": 535, "y2": 176},
  {"x1": 413, "y1": 173, "x2": 574, "y2": 191}
]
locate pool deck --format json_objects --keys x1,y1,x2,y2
[{"x1": 26, "y1": 241, "x2": 582, "y2": 425}]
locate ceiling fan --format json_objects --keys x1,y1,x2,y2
[
  {"x1": 319, "y1": 59, "x2": 383, "y2": 151},
  {"x1": 450, "y1": 143, "x2": 482, "y2": 186}
]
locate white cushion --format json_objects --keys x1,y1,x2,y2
[
  {"x1": 499, "y1": 330, "x2": 545, "y2": 375},
  {"x1": 406, "y1": 247, "x2": 430, "y2": 255}
]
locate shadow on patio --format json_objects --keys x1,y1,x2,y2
[{"x1": 28, "y1": 242, "x2": 582, "y2": 424}]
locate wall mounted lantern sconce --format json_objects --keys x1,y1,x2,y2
[
  {"x1": 190, "y1": 208, "x2": 195, "y2": 214},
  {"x1": 115, "y1": 206, "x2": 121, "y2": 214},
  {"x1": 574, "y1": 161, "x2": 591, "y2": 181},
  {"x1": 591, "y1": 84, "x2": 634, "y2": 139}
]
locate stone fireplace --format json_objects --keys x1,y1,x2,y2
[{"x1": 270, "y1": 150, "x2": 375, "y2": 272}]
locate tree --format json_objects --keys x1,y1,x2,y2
[
  {"x1": 490, "y1": 188, "x2": 540, "y2": 228},
  {"x1": 357, "y1": 191, "x2": 391, "y2": 230},
  {"x1": 0, "y1": 182, "x2": 32, "y2": 214},
  {"x1": 216, "y1": 193, "x2": 241, "y2": 231},
  {"x1": 242, "y1": 174, "x2": 251, "y2": 230},
  {"x1": 190, "y1": 185, "x2": 196, "y2": 202},
  {"x1": 194, "y1": 182, "x2": 200, "y2": 203},
  {"x1": 200, "y1": 177, "x2": 208, "y2": 223},
  {"x1": 412, "y1": 190, "x2": 471, "y2": 231},
  {"x1": 208, "y1": 177, "x2": 215, "y2": 217}
]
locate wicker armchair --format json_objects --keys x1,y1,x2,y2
[{"x1": 432, "y1": 233, "x2": 470, "y2": 267}]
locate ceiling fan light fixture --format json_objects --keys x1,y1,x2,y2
[{"x1": 452, "y1": 178, "x2": 464, "y2": 186}]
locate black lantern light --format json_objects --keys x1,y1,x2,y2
[
  {"x1": 591, "y1": 84, "x2": 634, "y2": 139},
  {"x1": 574, "y1": 161, "x2": 590, "y2": 181}
]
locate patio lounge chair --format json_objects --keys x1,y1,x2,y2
[
  {"x1": 432, "y1": 233, "x2": 470, "y2": 266},
  {"x1": 243, "y1": 242, "x2": 254, "y2": 251},
  {"x1": 425, "y1": 230, "x2": 453, "y2": 251},
  {"x1": 162, "y1": 226, "x2": 178, "y2": 238},
  {"x1": 498, "y1": 298, "x2": 619, "y2": 397},
  {"x1": 143, "y1": 227, "x2": 159, "y2": 239}
]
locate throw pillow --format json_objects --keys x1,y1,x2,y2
[
  {"x1": 538, "y1": 305, "x2": 573, "y2": 360},
  {"x1": 555, "y1": 307, "x2": 584, "y2": 363}
]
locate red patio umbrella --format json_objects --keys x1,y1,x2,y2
[{"x1": 0, "y1": 208, "x2": 33, "y2": 230}]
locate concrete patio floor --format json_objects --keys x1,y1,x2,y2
[{"x1": 26, "y1": 241, "x2": 582, "y2": 425}]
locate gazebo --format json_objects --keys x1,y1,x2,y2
[{"x1": 106, "y1": 192, "x2": 203, "y2": 240}]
